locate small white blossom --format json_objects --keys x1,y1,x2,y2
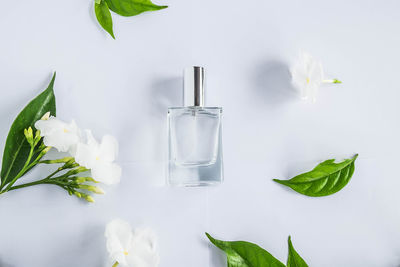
[
  {"x1": 35, "y1": 116, "x2": 81, "y2": 153},
  {"x1": 105, "y1": 219, "x2": 160, "y2": 267},
  {"x1": 291, "y1": 51, "x2": 341, "y2": 102},
  {"x1": 75, "y1": 130, "x2": 121, "y2": 185}
]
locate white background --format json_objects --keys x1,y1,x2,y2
[{"x1": 0, "y1": 0, "x2": 399, "y2": 266}]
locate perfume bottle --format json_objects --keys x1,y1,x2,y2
[{"x1": 167, "y1": 66, "x2": 223, "y2": 186}]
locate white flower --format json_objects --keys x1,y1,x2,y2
[
  {"x1": 74, "y1": 130, "x2": 121, "y2": 185},
  {"x1": 105, "y1": 219, "x2": 160, "y2": 267},
  {"x1": 35, "y1": 115, "x2": 81, "y2": 153},
  {"x1": 291, "y1": 51, "x2": 341, "y2": 102}
]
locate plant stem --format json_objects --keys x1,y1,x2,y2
[
  {"x1": 112, "y1": 262, "x2": 119, "y2": 267},
  {"x1": 2, "y1": 145, "x2": 35, "y2": 192},
  {"x1": 7, "y1": 179, "x2": 52, "y2": 191},
  {"x1": 5, "y1": 167, "x2": 64, "y2": 192}
]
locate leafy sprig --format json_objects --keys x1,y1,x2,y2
[
  {"x1": 0, "y1": 74, "x2": 104, "y2": 202},
  {"x1": 95, "y1": 0, "x2": 168, "y2": 39}
]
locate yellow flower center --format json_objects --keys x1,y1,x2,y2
[
  {"x1": 63, "y1": 128, "x2": 69, "y2": 133},
  {"x1": 306, "y1": 77, "x2": 310, "y2": 84},
  {"x1": 123, "y1": 251, "x2": 129, "y2": 256},
  {"x1": 96, "y1": 156, "x2": 100, "y2": 161}
]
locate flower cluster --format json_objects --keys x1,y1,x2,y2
[
  {"x1": 14, "y1": 112, "x2": 122, "y2": 202},
  {"x1": 291, "y1": 51, "x2": 341, "y2": 102},
  {"x1": 105, "y1": 219, "x2": 160, "y2": 267},
  {"x1": 35, "y1": 113, "x2": 121, "y2": 185}
]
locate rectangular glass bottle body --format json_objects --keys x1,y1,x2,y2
[{"x1": 167, "y1": 107, "x2": 223, "y2": 186}]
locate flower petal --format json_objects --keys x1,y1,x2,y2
[
  {"x1": 35, "y1": 117, "x2": 81, "y2": 152},
  {"x1": 105, "y1": 219, "x2": 133, "y2": 266},
  {"x1": 85, "y1": 130, "x2": 99, "y2": 148},
  {"x1": 127, "y1": 228, "x2": 160, "y2": 267},
  {"x1": 91, "y1": 162, "x2": 121, "y2": 185},
  {"x1": 99, "y1": 135, "x2": 119, "y2": 162},
  {"x1": 291, "y1": 51, "x2": 324, "y2": 101},
  {"x1": 75, "y1": 143, "x2": 97, "y2": 169}
]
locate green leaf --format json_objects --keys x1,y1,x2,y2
[
  {"x1": 273, "y1": 154, "x2": 358, "y2": 197},
  {"x1": 0, "y1": 73, "x2": 56, "y2": 189},
  {"x1": 206, "y1": 233, "x2": 286, "y2": 267},
  {"x1": 95, "y1": 0, "x2": 115, "y2": 39},
  {"x1": 287, "y1": 236, "x2": 308, "y2": 267},
  {"x1": 105, "y1": 0, "x2": 167, "y2": 17}
]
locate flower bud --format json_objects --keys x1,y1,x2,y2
[
  {"x1": 35, "y1": 147, "x2": 52, "y2": 162},
  {"x1": 41, "y1": 112, "x2": 51, "y2": 120},
  {"x1": 24, "y1": 127, "x2": 34, "y2": 145},
  {"x1": 33, "y1": 130, "x2": 42, "y2": 146},
  {"x1": 78, "y1": 184, "x2": 105, "y2": 194},
  {"x1": 80, "y1": 193, "x2": 95, "y2": 203},
  {"x1": 82, "y1": 177, "x2": 99, "y2": 183},
  {"x1": 74, "y1": 177, "x2": 86, "y2": 184},
  {"x1": 74, "y1": 191, "x2": 82, "y2": 198},
  {"x1": 62, "y1": 159, "x2": 79, "y2": 169},
  {"x1": 41, "y1": 157, "x2": 74, "y2": 165},
  {"x1": 64, "y1": 167, "x2": 89, "y2": 176},
  {"x1": 86, "y1": 196, "x2": 95, "y2": 203}
]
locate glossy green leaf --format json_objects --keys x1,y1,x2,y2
[
  {"x1": 206, "y1": 233, "x2": 285, "y2": 267},
  {"x1": 273, "y1": 154, "x2": 358, "y2": 197},
  {"x1": 0, "y1": 73, "x2": 56, "y2": 189},
  {"x1": 287, "y1": 236, "x2": 308, "y2": 267},
  {"x1": 105, "y1": 0, "x2": 167, "y2": 17},
  {"x1": 95, "y1": 0, "x2": 115, "y2": 39}
]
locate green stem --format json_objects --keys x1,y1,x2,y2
[
  {"x1": 5, "y1": 167, "x2": 64, "y2": 192},
  {"x1": 2, "y1": 145, "x2": 35, "y2": 192},
  {"x1": 7, "y1": 179, "x2": 52, "y2": 191},
  {"x1": 112, "y1": 262, "x2": 119, "y2": 267}
]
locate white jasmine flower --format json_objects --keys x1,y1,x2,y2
[
  {"x1": 35, "y1": 115, "x2": 81, "y2": 153},
  {"x1": 74, "y1": 130, "x2": 121, "y2": 185},
  {"x1": 291, "y1": 51, "x2": 341, "y2": 102},
  {"x1": 105, "y1": 219, "x2": 160, "y2": 267}
]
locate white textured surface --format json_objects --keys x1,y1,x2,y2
[{"x1": 0, "y1": 0, "x2": 400, "y2": 266}]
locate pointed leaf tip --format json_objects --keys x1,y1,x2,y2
[
  {"x1": 0, "y1": 74, "x2": 56, "y2": 187},
  {"x1": 205, "y1": 233, "x2": 216, "y2": 245},
  {"x1": 95, "y1": 0, "x2": 115, "y2": 39},
  {"x1": 287, "y1": 235, "x2": 309, "y2": 267}
]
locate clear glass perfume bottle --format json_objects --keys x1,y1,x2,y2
[{"x1": 167, "y1": 66, "x2": 223, "y2": 186}]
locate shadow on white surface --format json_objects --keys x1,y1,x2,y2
[
  {"x1": 208, "y1": 244, "x2": 226, "y2": 267},
  {"x1": 45, "y1": 223, "x2": 107, "y2": 267},
  {"x1": 0, "y1": 258, "x2": 14, "y2": 267},
  {"x1": 150, "y1": 77, "x2": 181, "y2": 117},
  {"x1": 87, "y1": 2, "x2": 99, "y2": 29},
  {"x1": 253, "y1": 60, "x2": 296, "y2": 106}
]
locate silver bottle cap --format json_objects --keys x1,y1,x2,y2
[{"x1": 184, "y1": 66, "x2": 205, "y2": 107}]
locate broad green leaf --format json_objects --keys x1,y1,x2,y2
[
  {"x1": 95, "y1": 0, "x2": 115, "y2": 39},
  {"x1": 273, "y1": 154, "x2": 358, "y2": 197},
  {"x1": 287, "y1": 236, "x2": 308, "y2": 267},
  {"x1": 206, "y1": 233, "x2": 285, "y2": 267},
  {"x1": 105, "y1": 0, "x2": 167, "y2": 17},
  {"x1": 0, "y1": 73, "x2": 56, "y2": 189}
]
